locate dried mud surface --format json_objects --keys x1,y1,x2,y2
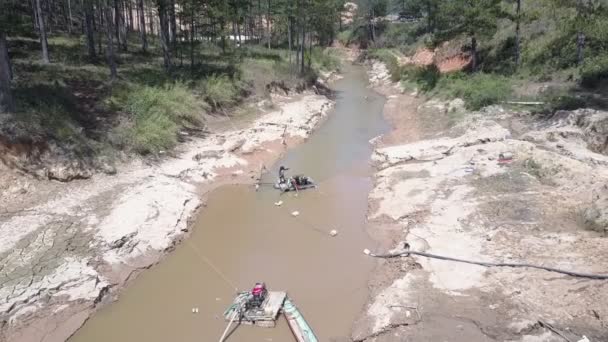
[
  {"x1": 355, "y1": 60, "x2": 608, "y2": 342},
  {"x1": 0, "y1": 90, "x2": 334, "y2": 342}
]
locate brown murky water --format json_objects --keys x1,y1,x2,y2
[{"x1": 69, "y1": 64, "x2": 388, "y2": 342}]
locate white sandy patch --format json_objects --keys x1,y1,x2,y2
[
  {"x1": 373, "y1": 121, "x2": 510, "y2": 169},
  {"x1": 97, "y1": 177, "x2": 201, "y2": 263},
  {"x1": 0, "y1": 257, "x2": 107, "y2": 313},
  {"x1": 367, "y1": 273, "x2": 419, "y2": 333},
  {"x1": 409, "y1": 185, "x2": 487, "y2": 293}
]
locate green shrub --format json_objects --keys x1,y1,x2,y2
[
  {"x1": 310, "y1": 47, "x2": 340, "y2": 71},
  {"x1": 414, "y1": 65, "x2": 441, "y2": 91},
  {"x1": 541, "y1": 88, "x2": 587, "y2": 112},
  {"x1": 370, "y1": 49, "x2": 403, "y2": 82},
  {"x1": 201, "y1": 74, "x2": 241, "y2": 108},
  {"x1": 241, "y1": 58, "x2": 293, "y2": 96},
  {"x1": 580, "y1": 56, "x2": 608, "y2": 88},
  {"x1": 435, "y1": 73, "x2": 512, "y2": 110},
  {"x1": 337, "y1": 30, "x2": 353, "y2": 46},
  {"x1": 114, "y1": 83, "x2": 203, "y2": 154},
  {"x1": 379, "y1": 23, "x2": 416, "y2": 48}
]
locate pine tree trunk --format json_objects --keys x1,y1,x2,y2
[
  {"x1": 47, "y1": 0, "x2": 53, "y2": 34},
  {"x1": 295, "y1": 16, "x2": 300, "y2": 72},
  {"x1": 370, "y1": 8, "x2": 376, "y2": 42},
  {"x1": 220, "y1": 19, "x2": 226, "y2": 54},
  {"x1": 471, "y1": 35, "x2": 478, "y2": 71},
  {"x1": 114, "y1": 0, "x2": 120, "y2": 42},
  {"x1": 266, "y1": 0, "x2": 271, "y2": 49},
  {"x1": 97, "y1": 0, "x2": 103, "y2": 53},
  {"x1": 85, "y1": 0, "x2": 96, "y2": 59},
  {"x1": 577, "y1": 32, "x2": 585, "y2": 65},
  {"x1": 190, "y1": 0, "x2": 195, "y2": 68},
  {"x1": 128, "y1": 0, "x2": 134, "y2": 32},
  {"x1": 0, "y1": 32, "x2": 15, "y2": 113},
  {"x1": 67, "y1": 0, "x2": 73, "y2": 34},
  {"x1": 300, "y1": 18, "x2": 305, "y2": 74},
  {"x1": 157, "y1": 0, "x2": 172, "y2": 71},
  {"x1": 426, "y1": 2, "x2": 432, "y2": 33},
  {"x1": 104, "y1": 1, "x2": 118, "y2": 80},
  {"x1": 576, "y1": 0, "x2": 585, "y2": 65},
  {"x1": 138, "y1": 0, "x2": 147, "y2": 51},
  {"x1": 287, "y1": 16, "x2": 292, "y2": 65},
  {"x1": 307, "y1": 28, "x2": 312, "y2": 69},
  {"x1": 515, "y1": 0, "x2": 521, "y2": 67},
  {"x1": 32, "y1": 0, "x2": 39, "y2": 30},
  {"x1": 150, "y1": 6, "x2": 156, "y2": 36},
  {"x1": 115, "y1": 0, "x2": 127, "y2": 51},
  {"x1": 237, "y1": 21, "x2": 242, "y2": 45},
  {"x1": 170, "y1": 0, "x2": 177, "y2": 44},
  {"x1": 35, "y1": 0, "x2": 50, "y2": 63},
  {"x1": 258, "y1": 0, "x2": 262, "y2": 44}
]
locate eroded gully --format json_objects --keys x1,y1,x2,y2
[{"x1": 69, "y1": 63, "x2": 388, "y2": 342}]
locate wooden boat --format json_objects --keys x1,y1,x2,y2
[
  {"x1": 222, "y1": 284, "x2": 317, "y2": 342},
  {"x1": 223, "y1": 291, "x2": 286, "y2": 328},
  {"x1": 274, "y1": 175, "x2": 317, "y2": 192},
  {"x1": 283, "y1": 297, "x2": 318, "y2": 342}
]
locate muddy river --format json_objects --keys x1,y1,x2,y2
[{"x1": 69, "y1": 64, "x2": 388, "y2": 342}]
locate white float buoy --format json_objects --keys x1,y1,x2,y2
[
  {"x1": 329, "y1": 230, "x2": 338, "y2": 237},
  {"x1": 363, "y1": 249, "x2": 371, "y2": 255},
  {"x1": 291, "y1": 211, "x2": 300, "y2": 217}
]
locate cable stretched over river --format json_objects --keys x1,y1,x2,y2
[{"x1": 367, "y1": 249, "x2": 608, "y2": 280}]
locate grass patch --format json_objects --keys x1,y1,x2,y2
[
  {"x1": 240, "y1": 57, "x2": 294, "y2": 96},
  {"x1": 369, "y1": 48, "x2": 403, "y2": 82},
  {"x1": 200, "y1": 75, "x2": 243, "y2": 109},
  {"x1": 413, "y1": 65, "x2": 441, "y2": 91},
  {"x1": 580, "y1": 56, "x2": 608, "y2": 89},
  {"x1": 310, "y1": 47, "x2": 340, "y2": 71},
  {"x1": 4, "y1": 32, "x2": 329, "y2": 161},
  {"x1": 431, "y1": 73, "x2": 513, "y2": 110},
  {"x1": 337, "y1": 30, "x2": 353, "y2": 46},
  {"x1": 111, "y1": 83, "x2": 205, "y2": 154}
]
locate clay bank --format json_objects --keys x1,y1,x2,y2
[
  {"x1": 0, "y1": 86, "x2": 333, "y2": 341},
  {"x1": 353, "y1": 60, "x2": 608, "y2": 342}
]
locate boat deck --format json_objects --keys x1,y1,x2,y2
[{"x1": 224, "y1": 291, "x2": 287, "y2": 328}]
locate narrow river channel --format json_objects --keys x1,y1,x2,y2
[{"x1": 69, "y1": 64, "x2": 388, "y2": 342}]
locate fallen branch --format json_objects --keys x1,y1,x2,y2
[
  {"x1": 365, "y1": 247, "x2": 608, "y2": 280},
  {"x1": 538, "y1": 320, "x2": 573, "y2": 342}
]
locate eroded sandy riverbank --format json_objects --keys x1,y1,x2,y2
[
  {"x1": 0, "y1": 89, "x2": 333, "y2": 342},
  {"x1": 355, "y1": 60, "x2": 608, "y2": 342}
]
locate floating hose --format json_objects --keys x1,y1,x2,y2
[{"x1": 367, "y1": 248, "x2": 608, "y2": 280}]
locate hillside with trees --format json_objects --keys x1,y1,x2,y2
[
  {"x1": 0, "y1": 0, "x2": 344, "y2": 178},
  {"x1": 342, "y1": 0, "x2": 608, "y2": 111}
]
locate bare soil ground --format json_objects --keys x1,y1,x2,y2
[{"x1": 355, "y1": 60, "x2": 608, "y2": 342}]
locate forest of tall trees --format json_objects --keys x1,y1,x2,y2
[{"x1": 0, "y1": 0, "x2": 347, "y2": 113}]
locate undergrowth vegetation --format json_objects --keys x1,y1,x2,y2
[
  {"x1": 109, "y1": 83, "x2": 203, "y2": 154},
  {"x1": 4, "y1": 34, "x2": 339, "y2": 157},
  {"x1": 351, "y1": 0, "x2": 608, "y2": 113}
]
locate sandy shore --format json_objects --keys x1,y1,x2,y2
[
  {"x1": 354, "y1": 60, "x2": 608, "y2": 342},
  {"x1": 0, "y1": 89, "x2": 334, "y2": 342}
]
